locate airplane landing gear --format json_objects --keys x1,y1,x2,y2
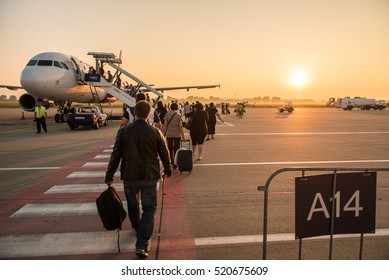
[{"x1": 54, "y1": 101, "x2": 73, "y2": 123}]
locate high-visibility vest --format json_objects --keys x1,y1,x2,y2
[{"x1": 35, "y1": 106, "x2": 46, "y2": 118}]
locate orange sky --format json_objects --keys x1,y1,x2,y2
[{"x1": 1, "y1": 0, "x2": 388, "y2": 100}]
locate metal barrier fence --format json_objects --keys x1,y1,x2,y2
[{"x1": 257, "y1": 167, "x2": 389, "y2": 260}]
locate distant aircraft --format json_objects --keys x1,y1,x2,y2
[{"x1": 0, "y1": 51, "x2": 220, "y2": 122}]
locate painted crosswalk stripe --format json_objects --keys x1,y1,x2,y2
[
  {"x1": 66, "y1": 171, "x2": 120, "y2": 178},
  {"x1": 45, "y1": 182, "x2": 160, "y2": 194},
  {"x1": 103, "y1": 149, "x2": 113, "y2": 153},
  {"x1": 0, "y1": 230, "x2": 136, "y2": 258},
  {"x1": 94, "y1": 155, "x2": 110, "y2": 159},
  {"x1": 10, "y1": 202, "x2": 107, "y2": 217},
  {"x1": 44, "y1": 183, "x2": 123, "y2": 194},
  {"x1": 82, "y1": 162, "x2": 109, "y2": 167}
]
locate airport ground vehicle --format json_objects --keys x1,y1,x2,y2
[
  {"x1": 278, "y1": 101, "x2": 294, "y2": 113},
  {"x1": 334, "y1": 97, "x2": 386, "y2": 110},
  {"x1": 67, "y1": 106, "x2": 108, "y2": 130}
]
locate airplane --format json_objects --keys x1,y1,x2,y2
[{"x1": 0, "y1": 51, "x2": 220, "y2": 122}]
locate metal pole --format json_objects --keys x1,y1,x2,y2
[
  {"x1": 299, "y1": 170, "x2": 305, "y2": 260},
  {"x1": 155, "y1": 176, "x2": 167, "y2": 260},
  {"x1": 359, "y1": 233, "x2": 364, "y2": 260},
  {"x1": 262, "y1": 188, "x2": 268, "y2": 260},
  {"x1": 298, "y1": 239, "x2": 302, "y2": 260},
  {"x1": 329, "y1": 171, "x2": 337, "y2": 260}
]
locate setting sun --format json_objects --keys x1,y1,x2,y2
[{"x1": 289, "y1": 69, "x2": 309, "y2": 88}]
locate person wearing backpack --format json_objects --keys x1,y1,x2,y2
[
  {"x1": 119, "y1": 92, "x2": 161, "y2": 130},
  {"x1": 105, "y1": 100, "x2": 172, "y2": 258}
]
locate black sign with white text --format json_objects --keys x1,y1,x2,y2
[{"x1": 295, "y1": 172, "x2": 376, "y2": 239}]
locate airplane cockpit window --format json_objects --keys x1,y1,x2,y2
[
  {"x1": 37, "y1": 60, "x2": 53, "y2": 66},
  {"x1": 54, "y1": 61, "x2": 63, "y2": 69},
  {"x1": 60, "y1": 62, "x2": 69, "y2": 70},
  {"x1": 26, "y1": 60, "x2": 37, "y2": 66}
]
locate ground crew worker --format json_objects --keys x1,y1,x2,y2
[{"x1": 34, "y1": 99, "x2": 48, "y2": 134}]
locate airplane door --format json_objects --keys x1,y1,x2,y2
[{"x1": 70, "y1": 56, "x2": 86, "y2": 82}]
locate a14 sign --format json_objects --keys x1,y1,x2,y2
[
  {"x1": 295, "y1": 172, "x2": 376, "y2": 239},
  {"x1": 307, "y1": 190, "x2": 363, "y2": 221}
]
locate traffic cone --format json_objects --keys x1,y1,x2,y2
[{"x1": 21, "y1": 112, "x2": 25, "y2": 120}]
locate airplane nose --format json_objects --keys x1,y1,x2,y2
[
  {"x1": 20, "y1": 66, "x2": 45, "y2": 89},
  {"x1": 20, "y1": 65, "x2": 64, "y2": 93}
]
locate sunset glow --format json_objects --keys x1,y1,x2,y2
[
  {"x1": 289, "y1": 70, "x2": 309, "y2": 89},
  {"x1": 0, "y1": 0, "x2": 388, "y2": 101}
]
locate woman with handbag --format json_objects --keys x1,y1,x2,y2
[
  {"x1": 206, "y1": 102, "x2": 224, "y2": 140},
  {"x1": 164, "y1": 102, "x2": 185, "y2": 168},
  {"x1": 185, "y1": 102, "x2": 208, "y2": 160}
]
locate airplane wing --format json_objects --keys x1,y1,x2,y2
[
  {"x1": 141, "y1": 84, "x2": 220, "y2": 93},
  {"x1": 0, "y1": 85, "x2": 24, "y2": 91}
]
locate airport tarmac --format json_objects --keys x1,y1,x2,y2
[{"x1": 0, "y1": 106, "x2": 388, "y2": 260}]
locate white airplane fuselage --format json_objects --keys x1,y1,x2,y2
[{"x1": 19, "y1": 52, "x2": 109, "y2": 111}]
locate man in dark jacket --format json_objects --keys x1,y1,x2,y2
[{"x1": 105, "y1": 100, "x2": 172, "y2": 258}]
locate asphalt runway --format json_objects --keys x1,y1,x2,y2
[{"x1": 0, "y1": 106, "x2": 388, "y2": 260}]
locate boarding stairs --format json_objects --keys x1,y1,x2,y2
[
  {"x1": 87, "y1": 79, "x2": 137, "y2": 107},
  {"x1": 86, "y1": 52, "x2": 164, "y2": 108},
  {"x1": 88, "y1": 83, "x2": 105, "y2": 112},
  {"x1": 326, "y1": 97, "x2": 336, "y2": 107}
]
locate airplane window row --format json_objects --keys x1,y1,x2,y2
[{"x1": 26, "y1": 59, "x2": 69, "y2": 70}]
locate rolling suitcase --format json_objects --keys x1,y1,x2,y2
[{"x1": 175, "y1": 140, "x2": 193, "y2": 174}]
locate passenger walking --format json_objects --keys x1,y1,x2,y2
[
  {"x1": 185, "y1": 102, "x2": 208, "y2": 160},
  {"x1": 206, "y1": 102, "x2": 223, "y2": 140},
  {"x1": 105, "y1": 100, "x2": 172, "y2": 258},
  {"x1": 156, "y1": 101, "x2": 168, "y2": 130},
  {"x1": 34, "y1": 99, "x2": 47, "y2": 134},
  {"x1": 116, "y1": 76, "x2": 122, "y2": 89},
  {"x1": 183, "y1": 101, "x2": 191, "y2": 122},
  {"x1": 107, "y1": 70, "x2": 113, "y2": 82},
  {"x1": 164, "y1": 102, "x2": 186, "y2": 168},
  {"x1": 237, "y1": 103, "x2": 244, "y2": 118},
  {"x1": 119, "y1": 93, "x2": 161, "y2": 130}
]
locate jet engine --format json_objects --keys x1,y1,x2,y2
[
  {"x1": 19, "y1": 93, "x2": 36, "y2": 112},
  {"x1": 19, "y1": 93, "x2": 50, "y2": 111}
]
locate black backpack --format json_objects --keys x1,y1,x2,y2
[{"x1": 96, "y1": 186, "x2": 127, "y2": 252}]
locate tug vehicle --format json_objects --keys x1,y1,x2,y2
[{"x1": 278, "y1": 101, "x2": 294, "y2": 113}]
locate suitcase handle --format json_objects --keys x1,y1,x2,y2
[{"x1": 181, "y1": 139, "x2": 191, "y2": 149}]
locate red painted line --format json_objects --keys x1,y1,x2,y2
[{"x1": 151, "y1": 172, "x2": 197, "y2": 260}]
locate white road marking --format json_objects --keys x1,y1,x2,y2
[
  {"x1": 216, "y1": 131, "x2": 389, "y2": 136},
  {"x1": 94, "y1": 155, "x2": 110, "y2": 159},
  {"x1": 83, "y1": 162, "x2": 109, "y2": 167},
  {"x1": 0, "y1": 167, "x2": 60, "y2": 171},
  {"x1": 195, "y1": 159, "x2": 389, "y2": 167},
  {"x1": 66, "y1": 171, "x2": 120, "y2": 178},
  {"x1": 44, "y1": 183, "x2": 123, "y2": 194},
  {"x1": 221, "y1": 121, "x2": 234, "y2": 126},
  {"x1": 103, "y1": 149, "x2": 113, "y2": 153},
  {"x1": 0, "y1": 230, "x2": 136, "y2": 257},
  {"x1": 11, "y1": 201, "x2": 127, "y2": 218},
  {"x1": 5, "y1": 159, "x2": 387, "y2": 172},
  {"x1": 195, "y1": 228, "x2": 389, "y2": 246},
  {"x1": 0, "y1": 229, "x2": 387, "y2": 258},
  {"x1": 10, "y1": 202, "x2": 100, "y2": 217}
]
